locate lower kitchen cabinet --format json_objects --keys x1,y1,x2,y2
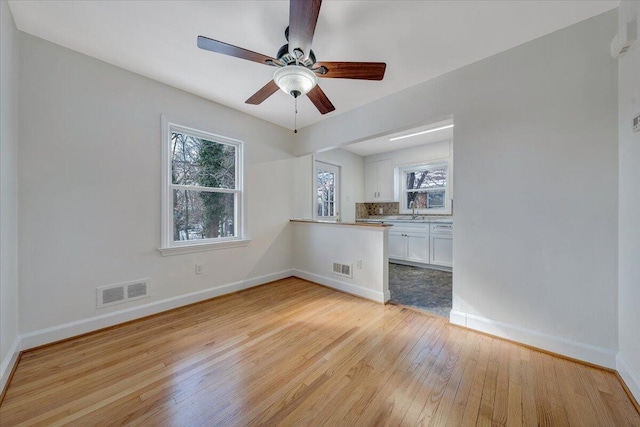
[
  {"x1": 430, "y1": 234, "x2": 453, "y2": 267},
  {"x1": 407, "y1": 233, "x2": 429, "y2": 263},
  {"x1": 429, "y1": 223, "x2": 453, "y2": 267},
  {"x1": 388, "y1": 232, "x2": 406, "y2": 260},
  {"x1": 388, "y1": 223, "x2": 430, "y2": 264},
  {"x1": 388, "y1": 221, "x2": 453, "y2": 268}
]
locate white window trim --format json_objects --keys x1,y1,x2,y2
[
  {"x1": 158, "y1": 115, "x2": 249, "y2": 256},
  {"x1": 313, "y1": 158, "x2": 341, "y2": 221},
  {"x1": 397, "y1": 160, "x2": 452, "y2": 215}
]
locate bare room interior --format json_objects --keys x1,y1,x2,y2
[{"x1": 1, "y1": 1, "x2": 639, "y2": 425}]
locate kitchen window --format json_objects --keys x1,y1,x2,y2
[
  {"x1": 399, "y1": 162, "x2": 451, "y2": 214},
  {"x1": 159, "y1": 116, "x2": 248, "y2": 255}
]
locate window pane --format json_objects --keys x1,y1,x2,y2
[
  {"x1": 316, "y1": 170, "x2": 336, "y2": 217},
  {"x1": 427, "y1": 190, "x2": 445, "y2": 208},
  {"x1": 173, "y1": 189, "x2": 235, "y2": 241},
  {"x1": 406, "y1": 192, "x2": 427, "y2": 209},
  {"x1": 406, "y1": 167, "x2": 446, "y2": 190},
  {"x1": 171, "y1": 131, "x2": 236, "y2": 189},
  {"x1": 406, "y1": 190, "x2": 445, "y2": 209}
]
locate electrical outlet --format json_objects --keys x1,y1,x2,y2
[
  {"x1": 357, "y1": 260, "x2": 363, "y2": 269},
  {"x1": 195, "y1": 264, "x2": 202, "y2": 275},
  {"x1": 633, "y1": 112, "x2": 640, "y2": 133}
]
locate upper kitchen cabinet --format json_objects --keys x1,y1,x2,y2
[{"x1": 365, "y1": 159, "x2": 394, "y2": 202}]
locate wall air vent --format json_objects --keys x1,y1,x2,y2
[
  {"x1": 97, "y1": 278, "x2": 151, "y2": 308},
  {"x1": 332, "y1": 262, "x2": 352, "y2": 278}
]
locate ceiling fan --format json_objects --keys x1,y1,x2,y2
[{"x1": 197, "y1": 0, "x2": 386, "y2": 118}]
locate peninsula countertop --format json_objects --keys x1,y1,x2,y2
[
  {"x1": 356, "y1": 215, "x2": 453, "y2": 224},
  {"x1": 290, "y1": 219, "x2": 392, "y2": 228}
]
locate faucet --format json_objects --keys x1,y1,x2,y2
[{"x1": 409, "y1": 201, "x2": 417, "y2": 219}]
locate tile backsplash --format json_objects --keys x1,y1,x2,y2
[{"x1": 356, "y1": 202, "x2": 400, "y2": 218}]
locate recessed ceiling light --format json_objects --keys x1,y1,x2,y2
[{"x1": 389, "y1": 124, "x2": 454, "y2": 142}]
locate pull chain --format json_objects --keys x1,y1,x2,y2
[
  {"x1": 294, "y1": 51, "x2": 299, "y2": 134},
  {"x1": 294, "y1": 96, "x2": 298, "y2": 134}
]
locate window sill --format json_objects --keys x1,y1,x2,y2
[{"x1": 158, "y1": 238, "x2": 251, "y2": 257}]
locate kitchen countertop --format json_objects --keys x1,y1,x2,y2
[
  {"x1": 290, "y1": 219, "x2": 392, "y2": 228},
  {"x1": 356, "y1": 215, "x2": 453, "y2": 224}
]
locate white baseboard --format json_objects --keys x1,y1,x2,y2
[
  {"x1": 19, "y1": 269, "x2": 294, "y2": 350},
  {"x1": 293, "y1": 269, "x2": 387, "y2": 303},
  {"x1": 617, "y1": 353, "x2": 640, "y2": 404},
  {"x1": 1, "y1": 337, "x2": 21, "y2": 395},
  {"x1": 449, "y1": 310, "x2": 617, "y2": 369},
  {"x1": 449, "y1": 309, "x2": 466, "y2": 325}
]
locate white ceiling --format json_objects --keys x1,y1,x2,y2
[
  {"x1": 8, "y1": 1, "x2": 618, "y2": 131},
  {"x1": 342, "y1": 120, "x2": 454, "y2": 157}
]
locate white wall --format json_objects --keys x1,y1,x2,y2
[
  {"x1": 297, "y1": 12, "x2": 619, "y2": 367},
  {"x1": 0, "y1": 0, "x2": 20, "y2": 389},
  {"x1": 17, "y1": 33, "x2": 296, "y2": 344},
  {"x1": 616, "y1": 1, "x2": 640, "y2": 402},
  {"x1": 292, "y1": 155, "x2": 313, "y2": 220},
  {"x1": 292, "y1": 222, "x2": 389, "y2": 303}
]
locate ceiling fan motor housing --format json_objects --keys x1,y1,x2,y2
[{"x1": 276, "y1": 43, "x2": 316, "y2": 67}]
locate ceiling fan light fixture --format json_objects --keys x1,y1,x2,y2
[{"x1": 273, "y1": 65, "x2": 318, "y2": 97}]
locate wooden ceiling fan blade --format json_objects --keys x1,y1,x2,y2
[
  {"x1": 198, "y1": 36, "x2": 280, "y2": 66},
  {"x1": 314, "y1": 61, "x2": 386, "y2": 80},
  {"x1": 289, "y1": 0, "x2": 322, "y2": 60},
  {"x1": 245, "y1": 80, "x2": 280, "y2": 105},
  {"x1": 307, "y1": 85, "x2": 335, "y2": 114}
]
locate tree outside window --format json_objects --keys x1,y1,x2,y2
[
  {"x1": 171, "y1": 131, "x2": 237, "y2": 241},
  {"x1": 400, "y1": 163, "x2": 449, "y2": 213}
]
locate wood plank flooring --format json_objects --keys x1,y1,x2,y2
[{"x1": 1, "y1": 278, "x2": 638, "y2": 426}]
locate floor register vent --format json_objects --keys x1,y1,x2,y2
[
  {"x1": 97, "y1": 278, "x2": 150, "y2": 308},
  {"x1": 332, "y1": 262, "x2": 352, "y2": 278}
]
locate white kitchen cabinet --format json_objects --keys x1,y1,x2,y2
[
  {"x1": 406, "y1": 233, "x2": 429, "y2": 263},
  {"x1": 365, "y1": 159, "x2": 394, "y2": 202},
  {"x1": 387, "y1": 221, "x2": 452, "y2": 268},
  {"x1": 429, "y1": 223, "x2": 453, "y2": 267},
  {"x1": 387, "y1": 223, "x2": 429, "y2": 264},
  {"x1": 388, "y1": 232, "x2": 406, "y2": 259}
]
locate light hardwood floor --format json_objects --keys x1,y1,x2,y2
[{"x1": 1, "y1": 278, "x2": 638, "y2": 426}]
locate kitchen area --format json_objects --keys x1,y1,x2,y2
[{"x1": 307, "y1": 119, "x2": 454, "y2": 317}]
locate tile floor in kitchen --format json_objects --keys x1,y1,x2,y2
[{"x1": 388, "y1": 263, "x2": 452, "y2": 318}]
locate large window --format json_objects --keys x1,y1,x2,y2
[
  {"x1": 160, "y1": 117, "x2": 246, "y2": 255},
  {"x1": 314, "y1": 160, "x2": 340, "y2": 221},
  {"x1": 399, "y1": 162, "x2": 450, "y2": 214}
]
